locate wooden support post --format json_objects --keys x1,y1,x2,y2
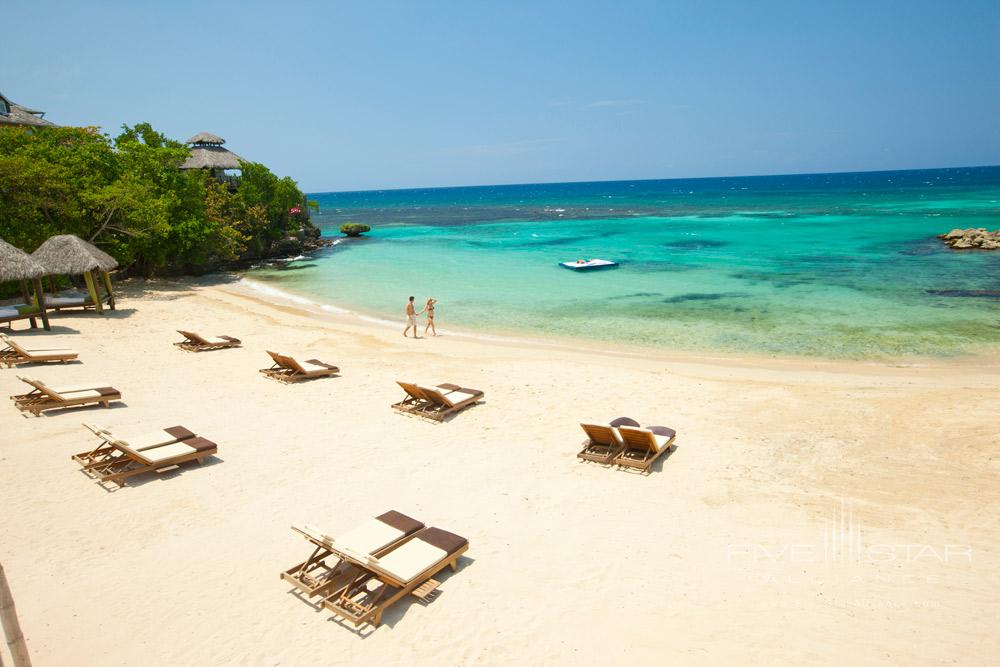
[
  {"x1": 0, "y1": 562, "x2": 32, "y2": 667},
  {"x1": 16, "y1": 281, "x2": 36, "y2": 330},
  {"x1": 100, "y1": 270, "x2": 115, "y2": 311},
  {"x1": 31, "y1": 280, "x2": 49, "y2": 331},
  {"x1": 83, "y1": 270, "x2": 103, "y2": 315}
]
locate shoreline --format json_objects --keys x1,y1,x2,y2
[{"x1": 232, "y1": 274, "x2": 1000, "y2": 377}]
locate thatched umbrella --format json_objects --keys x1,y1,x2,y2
[
  {"x1": 0, "y1": 238, "x2": 50, "y2": 330},
  {"x1": 31, "y1": 234, "x2": 118, "y2": 314}
]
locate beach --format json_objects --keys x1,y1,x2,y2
[{"x1": 2, "y1": 277, "x2": 998, "y2": 665}]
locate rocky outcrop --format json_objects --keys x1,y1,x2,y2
[{"x1": 938, "y1": 228, "x2": 1000, "y2": 250}]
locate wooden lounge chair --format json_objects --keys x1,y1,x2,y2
[
  {"x1": 390, "y1": 381, "x2": 470, "y2": 415},
  {"x1": 260, "y1": 351, "x2": 339, "y2": 383},
  {"x1": 613, "y1": 425, "x2": 677, "y2": 473},
  {"x1": 0, "y1": 333, "x2": 78, "y2": 367},
  {"x1": 74, "y1": 422, "x2": 197, "y2": 468},
  {"x1": 282, "y1": 511, "x2": 426, "y2": 599},
  {"x1": 72, "y1": 428, "x2": 217, "y2": 488},
  {"x1": 399, "y1": 382, "x2": 484, "y2": 421},
  {"x1": 577, "y1": 416, "x2": 640, "y2": 464},
  {"x1": 174, "y1": 330, "x2": 241, "y2": 352},
  {"x1": 320, "y1": 526, "x2": 469, "y2": 628},
  {"x1": 11, "y1": 376, "x2": 121, "y2": 416}
]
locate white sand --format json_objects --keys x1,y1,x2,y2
[{"x1": 1, "y1": 278, "x2": 998, "y2": 665}]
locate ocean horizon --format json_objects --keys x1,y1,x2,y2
[{"x1": 248, "y1": 165, "x2": 1000, "y2": 359}]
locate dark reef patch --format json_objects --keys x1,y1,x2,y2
[
  {"x1": 610, "y1": 292, "x2": 665, "y2": 300},
  {"x1": 664, "y1": 239, "x2": 729, "y2": 250},
  {"x1": 662, "y1": 292, "x2": 749, "y2": 303},
  {"x1": 926, "y1": 289, "x2": 1000, "y2": 298}
]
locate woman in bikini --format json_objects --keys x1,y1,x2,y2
[{"x1": 422, "y1": 297, "x2": 438, "y2": 336}]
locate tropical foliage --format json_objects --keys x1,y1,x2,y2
[{"x1": 0, "y1": 123, "x2": 315, "y2": 275}]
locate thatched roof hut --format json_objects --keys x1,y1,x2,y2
[
  {"x1": 0, "y1": 238, "x2": 51, "y2": 330},
  {"x1": 30, "y1": 235, "x2": 118, "y2": 314},
  {"x1": 0, "y1": 91, "x2": 57, "y2": 129},
  {"x1": 31, "y1": 235, "x2": 118, "y2": 275},
  {"x1": 180, "y1": 132, "x2": 246, "y2": 170},
  {"x1": 0, "y1": 238, "x2": 47, "y2": 282}
]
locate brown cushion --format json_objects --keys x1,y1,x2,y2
[
  {"x1": 647, "y1": 425, "x2": 676, "y2": 439},
  {"x1": 419, "y1": 527, "x2": 468, "y2": 555},
  {"x1": 219, "y1": 335, "x2": 241, "y2": 343},
  {"x1": 376, "y1": 510, "x2": 424, "y2": 535},
  {"x1": 164, "y1": 426, "x2": 196, "y2": 441},
  {"x1": 183, "y1": 436, "x2": 217, "y2": 452},
  {"x1": 436, "y1": 383, "x2": 462, "y2": 391},
  {"x1": 610, "y1": 416, "x2": 639, "y2": 428},
  {"x1": 95, "y1": 387, "x2": 120, "y2": 397},
  {"x1": 304, "y1": 359, "x2": 336, "y2": 370},
  {"x1": 458, "y1": 387, "x2": 483, "y2": 396}
]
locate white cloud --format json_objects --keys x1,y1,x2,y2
[{"x1": 585, "y1": 99, "x2": 644, "y2": 108}]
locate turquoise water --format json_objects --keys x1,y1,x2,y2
[{"x1": 250, "y1": 167, "x2": 1000, "y2": 358}]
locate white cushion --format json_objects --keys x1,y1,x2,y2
[
  {"x1": 115, "y1": 429, "x2": 182, "y2": 451},
  {"x1": 369, "y1": 538, "x2": 448, "y2": 583},
  {"x1": 45, "y1": 296, "x2": 90, "y2": 306},
  {"x1": 135, "y1": 442, "x2": 197, "y2": 464},
  {"x1": 203, "y1": 336, "x2": 232, "y2": 345},
  {"x1": 59, "y1": 389, "x2": 103, "y2": 400},
  {"x1": 300, "y1": 361, "x2": 333, "y2": 373},
  {"x1": 337, "y1": 519, "x2": 405, "y2": 555},
  {"x1": 51, "y1": 382, "x2": 111, "y2": 394}
]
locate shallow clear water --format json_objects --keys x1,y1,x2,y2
[{"x1": 250, "y1": 167, "x2": 1000, "y2": 358}]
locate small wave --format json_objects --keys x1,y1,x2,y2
[{"x1": 240, "y1": 278, "x2": 317, "y2": 307}]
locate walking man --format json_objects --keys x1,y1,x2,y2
[{"x1": 403, "y1": 296, "x2": 419, "y2": 338}]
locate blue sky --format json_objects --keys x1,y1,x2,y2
[{"x1": 3, "y1": 1, "x2": 998, "y2": 192}]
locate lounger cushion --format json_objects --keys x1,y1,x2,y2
[
  {"x1": 336, "y1": 511, "x2": 424, "y2": 555},
  {"x1": 609, "y1": 416, "x2": 640, "y2": 428},
  {"x1": 204, "y1": 336, "x2": 235, "y2": 345},
  {"x1": 370, "y1": 527, "x2": 466, "y2": 582},
  {"x1": 371, "y1": 539, "x2": 448, "y2": 583},
  {"x1": 131, "y1": 438, "x2": 212, "y2": 464},
  {"x1": 301, "y1": 360, "x2": 336, "y2": 373},
  {"x1": 647, "y1": 425, "x2": 677, "y2": 440},
  {"x1": 419, "y1": 527, "x2": 468, "y2": 554},
  {"x1": 183, "y1": 436, "x2": 217, "y2": 452},
  {"x1": 58, "y1": 389, "x2": 105, "y2": 400},
  {"x1": 115, "y1": 426, "x2": 195, "y2": 451},
  {"x1": 24, "y1": 348, "x2": 77, "y2": 356},
  {"x1": 338, "y1": 520, "x2": 407, "y2": 555},
  {"x1": 620, "y1": 426, "x2": 674, "y2": 451},
  {"x1": 299, "y1": 512, "x2": 423, "y2": 556},
  {"x1": 51, "y1": 382, "x2": 113, "y2": 394},
  {"x1": 376, "y1": 510, "x2": 424, "y2": 535},
  {"x1": 134, "y1": 442, "x2": 197, "y2": 464},
  {"x1": 417, "y1": 384, "x2": 451, "y2": 397},
  {"x1": 445, "y1": 389, "x2": 481, "y2": 405}
]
